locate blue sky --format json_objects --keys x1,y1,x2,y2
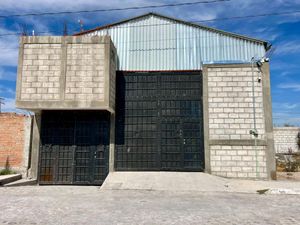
[{"x1": 0, "y1": 0, "x2": 299, "y2": 126}]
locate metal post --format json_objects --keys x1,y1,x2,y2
[{"x1": 251, "y1": 58, "x2": 259, "y2": 179}]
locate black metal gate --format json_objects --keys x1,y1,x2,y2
[
  {"x1": 115, "y1": 71, "x2": 204, "y2": 171},
  {"x1": 39, "y1": 110, "x2": 110, "y2": 185}
]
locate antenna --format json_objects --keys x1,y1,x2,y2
[
  {"x1": 78, "y1": 19, "x2": 84, "y2": 32},
  {"x1": 0, "y1": 97, "x2": 5, "y2": 113},
  {"x1": 19, "y1": 24, "x2": 28, "y2": 36},
  {"x1": 63, "y1": 21, "x2": 68, "y2": 36},
  {"x1": 265, "y1": 46, "x2": 276, "y2": 60}
]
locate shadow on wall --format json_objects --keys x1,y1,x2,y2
[{"x1": 0, "y1": 156, "x2": 16, "y2": 175}]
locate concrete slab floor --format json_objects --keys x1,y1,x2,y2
[
  {"x1": 101, "y1": 172, "x2": 300, "y2": 194},
  {"x1": 0, "y1": 186, "x2": 300, "y2": 225}
]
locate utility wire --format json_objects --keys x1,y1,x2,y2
[
  {"x1": 0, "y1": 33, "x2": 256, "y2": 46},
  {"x1": 196, "y1": 9, "x2": 300, "y2": 22},
  {"x1": 0, "y1": 31, "x2": 54, "y2": 37},
  {"x1": 0, "y1": 0, "x2": 231, "y2": 19},
  {"x1": 0, "y1": 9, "x2": 299, "y2": 38}
]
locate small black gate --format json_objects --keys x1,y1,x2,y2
[
  {"x1": 115, "y1": 71, "x2": 204, "y2": 171},
  {"x1": 39, "y1": 111, "x2": 110, "y2": 185}
]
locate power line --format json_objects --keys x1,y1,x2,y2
[
  {"x1": 0, "y1": 9, "x2": 299, "y2": 38},
  {"x1": 0, "y1": 33, "x2": 256, "y2": 46},
  {"x1": 0, "y1": 0, "x2": 231, "y2": 19},
  {"x1": 0, "y1": 31, "x2": 54, "y2": 37},
  {"x1": 196, "y1": 9, "x2": 300, "y2": 22}
]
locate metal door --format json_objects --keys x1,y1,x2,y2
[
  {"x1": 160, "y1": 72, "x2": 203, "y2": 170},
  {"x1": 115, "y1": 73, "x2": 158, "y2": 170},
  {"x1": 115, "y1": 71, "x2": 204, "y2": 171},
  {"x1": 39, "y1": 111, "x2": 110, "y2": 185}
]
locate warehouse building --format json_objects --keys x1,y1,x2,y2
[{"x1": 16, "y1": 13, "x2": 276, "y2": 185}]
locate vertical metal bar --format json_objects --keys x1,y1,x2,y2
[
  {"x1": 157, "y1": 72, "x2": 161, "y2": 169},
  {"x1": 251, "y1": 59, "x2": 259, "y2": 179},
  {"x1": 72, "y1": 111, "x2": 77, "y2": 184}
]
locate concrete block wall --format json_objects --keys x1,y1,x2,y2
[
  {"x1": 16, "y1": 36, "x2": 116, "y2": 112},
  {"x1": 20, "y1": 44, "x2": 61, "y2": 100},
  {"x1": 0, "y1": 113, "x2": 31, "y2": 175},
  {"x1": 203, "y1": 63, "x2": 275, "y2": 179},
  {"x1": 210, "y1": 145, "x2": 267, "y2": 178},
  {"x1": 207, "y1": 66, "x2": 265, "y2": 140},
  {"x1": 65, "y1": 44, "x2": 105, "y2": 101},
  {"x1": 274, "y1": 127, "x2": 300, "y2": 153}
]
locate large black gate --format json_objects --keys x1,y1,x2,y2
[
  {"x1": 115, "y1": 71, "x2": 204, "y2": 171},
  {"x1": 39, "y1": 111, "x2": 110, "y2": 185}
]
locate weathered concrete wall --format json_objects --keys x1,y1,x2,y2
[
  {"x1": 0, "y1": 113, "x2": 32, "y2": 175},
  {"x1": 203, "y1": 63, "x2": 275, "y2": 179},
  {"x1": 16, "y1": 36, "x2": 116, "y2": 112},
  {"x1": 274, "y1": 127, "x2": 300, "y2": 153}
]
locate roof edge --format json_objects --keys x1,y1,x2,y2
[{"x1": 73, "y1": 12, "x2": 269, "y2": 48}]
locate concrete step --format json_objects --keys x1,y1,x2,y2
[
  {"x1": 0, "y1": 174, "x2": 22, "y2": 186},
  {"x1": 101, "y1": 172, "x2": 229, "y2": 192},
  {"x1": 101, "y1": 172, "x2": 300, "y2": 194},
  {"x1": 3, "y1": 178, "x2": 37, "y2": 187}
]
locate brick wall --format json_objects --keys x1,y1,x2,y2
[
  {"x1": 0, "y1": 113, "x2": 31, "y2": 174},
  {"x1": 274, "y1": 127, "x2": 300, "y2": 153},
  {"x1": 204, "y1": 64, "x2": 271, "y2": 179}
]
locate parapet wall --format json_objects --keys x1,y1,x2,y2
[{"x1": 16, "y1": 36, "x2": 116, "y2": 112}]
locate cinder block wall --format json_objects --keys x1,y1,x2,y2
[
  {"x1": 16, "y1": 36, "x2": 116, "y2": 112},
  {"x1": 0, "y1": 113, "x2": 31, "y2": 175},
  {"x1": 274, "y1": 127, "x2": 300, "y2": 153},
  {"x1": 203, "y1": 63, "x2": 275, "y2": 179}
]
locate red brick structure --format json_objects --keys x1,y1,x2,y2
[{"x1": 0, "y1": 113, "x2": 31, "y2": 173}]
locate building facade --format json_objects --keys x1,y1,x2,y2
[{"x1": 16, "y1": 13, "x2": 276, "y2": 185}]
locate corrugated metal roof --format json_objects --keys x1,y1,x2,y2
[{"x1": 76, "y1": 13, "x2": 267, "y2": 71}]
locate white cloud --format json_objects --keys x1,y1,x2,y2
[
  {"x1": 0, "y1": 0, "x2": 152, "y2": 15},
  {"x1": 276, "y1": 40, "x2": 300, "y2": 55},
  {"x1": 278, "y1": 83, "x2": 300, "y2": 91},
  {"x1": 0, "y1": 97, "x2": 15, "y2": 112},
  {"x1": 0, "y1": 84, "x2": 15, "y2": 96},
  {"x1": 0, "y1": 67, "x2": 17, "y2": 81},
  {"x1": 273, "y1": 111, "x2": 300, "y2": 126},
  {"x1": 0, "y1": 28, "x2": 19, "y2": 67},
  {"x1": 271, "y1": 60, "x2": 300, "y2": 71},
  {"x1": 272, "y1": 102, "x2": 300, "y2": 126},
  {"x1": 273, "y1": 102, "x2": 300, "y2": 111},
  {"x1": 282, "y1": 103, "x2": 299, "y2": 109},
  {"x1": 0, "y1": 97, "x2": 30, "y2": 114},
  {"x1": 279, "y1": 71, "x2": 293, "y2": 77}
]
